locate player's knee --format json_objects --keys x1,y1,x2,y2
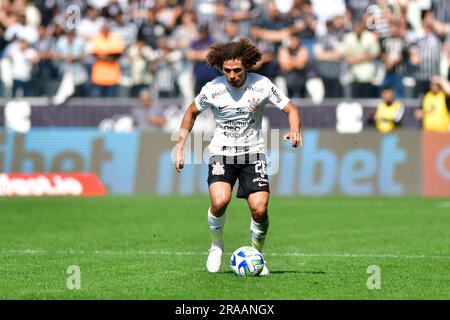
[
  {"x1": 250, "y1": 203, "x2": 268, "y2": 222},
  {"x1": 210, "y1": 195, "x2": 231, "y2": 215}
]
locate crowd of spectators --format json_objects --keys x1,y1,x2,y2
[{"x1": 1, "y1": 0, "x2": 450, "y2": 102}]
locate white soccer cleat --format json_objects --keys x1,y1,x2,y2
[
  {"x1": 206, "y1": 246, "x2": 223, "y2": 273},
  {"x1": 260, "y1": 264, "x2": 269, "y2": 276}
]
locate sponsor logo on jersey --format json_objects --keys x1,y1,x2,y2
[
  {"x1": 211, "y1": 88, "x2": 228, "y2": 99},
  {"x1": 271, "y1": 87, "x2": 282, "y2": 103},
  {"x1": 245, "y1": 86, "x2": 264, "y2": 93},
  {"x1": 224, "y1": 119, "x2": 255, "y2": 126},
  {"x1": 218, "y1": 105, "x2": 228, "y2": 110},
  {"x1": 223, "y1": 131, "x2": 249, "y2": 138},
  {"x1": 198, "y1": 94, "x2": 208, "y2": 108},
  {"x1": 236, "y1": 107, "x2": 246, "y2": 114},
  {"x1": 223, "y1": 125, "x2": 240, "y2": 131},
  {"x1": 221, "y1": 146, "x2": 250, "y2": 153}
]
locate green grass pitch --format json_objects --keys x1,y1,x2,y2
[{"x1": 1, "y1": 196, "x2": 450, "y2": 299}]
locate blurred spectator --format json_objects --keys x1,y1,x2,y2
[
  {"x1": 3, "y1": 13, "x2": 38, "y2": 44},
  {"x1": 346, "y1": 0, "x2": 376, "y2": 22},
  {"x1": 224, "y1": 0, "x2": 259, "y2": 39},
  {"x1": 132, "y1": 89, "x2": 168, "y2": 130},
  {"x1": 380, "y1": 20, "x2": 409, "y2": 98},
  {"x1": 365, "y1": 2, "x2": 391, "y2": 40},
  {"x1": 3, "y1": 0, "x2": 450, "y2": 101},
  {"x1": 55, "y1": 29, "x2": 89, "y2": 97},
  {"x1": 444, "y1": 34, "x2": 450, "y2": 82},
  {"x1": 293, "y1": 0, "x2": 317, "y2": 41},
  {"x1": 154, "y1": 36, "x2": 182, "y2": 98},
  {"x1": 154, "y1": 0, "x2": 182, "y2": 34},
  {"x1": 31, "y1": 24, "x2": 58, "y2": 96},
  {"x1": 32, "y1": 0, "x2": 59, "y2": 27},
  {"x1": 77, "y1": 6, "x2": 105, "y2": 42},
  {"x1": 110, "y1": 10, "x2": 138, "y2": 48},
  {"x1": 128, "y1": 0, "x2": 147, "y2": 25},
  {"x1": 251, "y1": 1, "x2": 293, "y2": 53},
  {"x1": 128, "y1": 0, "x2": 156, "y2": 23},
  {"x1": 186, "y1": 24, "x2": 219, "y2": 94},
  {"x1": 7, "y1": 37, "x2": 39, "y2": 97},
  {"x1": 373, "y1": 85, "x2": 405, "y2": 133},
  {"x1": 209, "y1": 1, "x2": 227, "y2": 42},
  {"x1": 128, "y1": 38, "x2": 158, "y2": 98},
  {"x1": 170, "y1": 9, "x2": 198, "y2": 106},
  {"x1": 51, "y1": 19, "x2": 66, "y2": 40},
  {"x1": 431, "y1": 0, "x2": 450, "y2": 24},
  {"x1": 410, "y1": 10, "x2": 443, "y2": 97},
  {"x1": 137, "y1": 7, "x2": 167, "y2": 49},
  {"x1": 343, "y1": 19, "x2": 380, "y2": 98},
  {"x1": 311, "y1": 0, "x2": 345, "y2": 37},
  {"x1": 415, "y1": 75, "x2": 450, "y2": 132},
  {"x1": 377, "y1": 0, "x2": 407, "y2": 21},
  {"x1": 90, "y1": 22, "x2": 125, "y2": 97},
  {"x1": 23, "y1": 0, "x2": 41, "y2": 27},
  {"x1": 110, "y1": 10, "x2": 138, "y2": 96},
  {"x1": 87, "y1": 0, "x2": 129, "y2": 15},
  {"x1": 331, "y1": 15, "x2": 351, "y2": 39},
  {"x1": 99, "y1": 0, "x2": 127, "y2": 19},
  {"x1": 170, "y1": 10, "x2": 198, "y2": 50},
  {"x1": 251, "y1": 35, "x2": 278, "y2": 81},
  {"x1": 277, "y1": 33, "x2": 310, "y2": 98},
  {"x1": 188, "y1": 0, "x2": 218, "y2": 31},
  {"x1": 314, "y1": 20, "x2": 344, "y2": 98},
  {"x1": 219, "y1": 20, "x2": 241, "y2": 42}
]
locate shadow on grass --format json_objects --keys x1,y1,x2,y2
[{"x1": 204, "y1": 270, "x2": 326, "y2": 275}]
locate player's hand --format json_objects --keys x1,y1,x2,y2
[
  {"x1": 175, "y1": 145, "x2": 184, "y2": 173},
  {"x1": 283, "y1": 130, "x2": 303, "y2": 148}
]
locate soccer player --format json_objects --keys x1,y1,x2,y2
[{"x1": 174, "y1": 38, "x2": 302, "y2": 275}]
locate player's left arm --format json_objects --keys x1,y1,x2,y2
[{"x1": 281, "y1": 101, "x2": 303, "y2": 148}]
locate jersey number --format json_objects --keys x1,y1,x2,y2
[{"x1": 254, "y1": 160, "x2": 267, "y2": 175}]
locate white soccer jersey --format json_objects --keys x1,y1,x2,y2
[{"x1": 194, "y1": 72, "x2": 290, "y2": 157}]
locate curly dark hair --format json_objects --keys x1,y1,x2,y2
[{"x1": 206, "y1": 38, "x2": 262, "y2": 70}]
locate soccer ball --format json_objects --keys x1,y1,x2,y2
[{"x1": 230, "y1": 246, "x2": 265, "y2": 277}]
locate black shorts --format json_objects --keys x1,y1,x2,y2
[{"x1": 207, "y1": 153, "x2": 270, "y2": 199}]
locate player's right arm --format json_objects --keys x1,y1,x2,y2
[{"x1": 175, "y1": 101, "x2": 201, "y2": 173}]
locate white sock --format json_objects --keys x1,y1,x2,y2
[
  {"x1": 250, "y1": 218, "x2": 269, "y2": 253},
  {"x1": 208, "y1": 208, "x2": 225, "y2": 249}
]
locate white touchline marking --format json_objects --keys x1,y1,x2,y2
[
  {"x1": 1, "y1": 249, "x2": 450, "y2": 260},
  {"x1": 438, "y1": 201, "x2": 450, "y2": 208},
  {"x1": 15, "y1": 290, "x2": 67, "y2": 293}
]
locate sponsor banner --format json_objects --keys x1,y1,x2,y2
[
  {"x1": 0, "y1": 173, "x2": 106, "y2": 196},
  {"x1": 137, "y1": 130, "x2": 422, "y2": 196},
  {"x1": 0, "y1": 129, "x2": 425, "y2": 196},
  {"x1": 0, "y1": 129, "x2": 139, "y2": 194},
  {"x1": 272, "y1": 130, "x2": 421, "y2": 196},
  {"x1": 423, "y1": 132, "x2": 450, "y2": 197}
]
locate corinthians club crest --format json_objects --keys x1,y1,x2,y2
[
  {"x1": 247, "y1": 97, "x2": 261, "y2": 113},
  {"x1": 212, "y1": 162, "x2": 225, "y2": 175}
]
